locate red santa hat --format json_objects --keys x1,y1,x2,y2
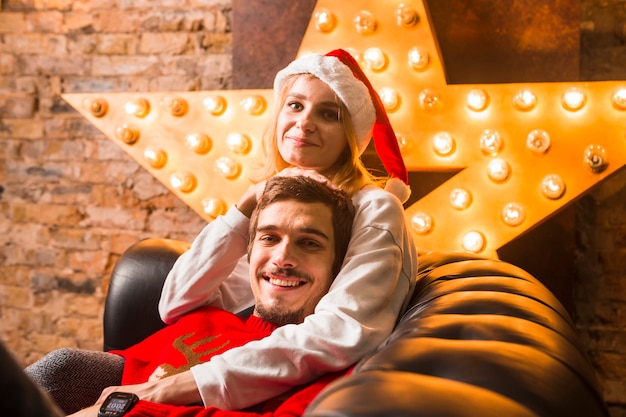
[{"x1": 273, "y1": 49, "x2": 411, "y2": 203}]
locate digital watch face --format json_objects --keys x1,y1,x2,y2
[{"x1": 98, "y1": 392, "x2": 138, "y2": 417}]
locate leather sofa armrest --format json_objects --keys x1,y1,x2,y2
[{"x1": 103, "y1": 238, "x2": 190, "y2": 352}]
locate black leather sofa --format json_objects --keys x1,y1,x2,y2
[{"x1": 105, "y1": 238, "x2": 609, "y2": 417}]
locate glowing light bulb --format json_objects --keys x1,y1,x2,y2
[
  {"x1": 314, "y1": 8, "x2": 336, "y2": 32},
  {"x1": 410, "y1": 212, "x2": 432, "y2": 234},
  {"x1": 214, "y1": 157, "x2": 241, "y2": 179},
  {"x1": 487, "y1": 158, "x2": 510, "y2": 182},
  {"x1": 202, "y1": 197, "x2": 227, "y2": 218},
  {"x1": 584, "y1": 144, "x2": 608, "y2": 173},
  {"x1": 354, "y1": 10, "x2": 377, "y2": 35},
  {"x1": 541, "y1": 174, "x2": 565, "y2": 200},
  {"x1": 466, "y1": 89, "x2": 489, "y2": 112},
  {"x1": 226, "y1": 132, "x2": 251, "y2": 155},
  {"x1": 240, "y1": 95, "x2": 266, "y2": 115},
  {"x1": 170, "y1": 172, "x2": 197, "y2": 193},
  {"x1": 396, "y1": 133, "x2": 413, "y2": 154},
  {"x1": 450, "y1": 188, "x2": 472, "y2": 210},
  {"x1": 82, "y1": 97, "x2": 108, "y2": 117},
  {"x1": 395, "y1": 4, "x2": 419, "y2": 28},
  {"x1": 611, "y1": 88, "x2": 626, "y2": 110},
  {"x1": 432, "y1": 132, "x2": 455, "y2": 156},
  {"x1": 124, "y1": 98, "x2": 150, "y2": 118},
  {"x1": 479, "y1": 129, "x2": 503, "y2": 156},
  {"x1": 561, "y1": 87, "x2": 586, "y2": 111},
  {"x1": 462, "y1": 231, "x2": 485, "y2": 253},
  {"x1": 363, "y1": 47, "x2": 387, "y2": 72},
  {"x1": 407, "y1": 47, "x2": 430, "y2": 72},
  {"x1": 185, "y1": 133, "x2": 212, "y2": 154},
  {"x1": 203, "y1": 95, "x2": 226, "y2": 116},
  {"x1": 526, "y1": 129, "x2": 551, "y2": 154},
  {"x1": 379, "y1": 88, "x2": 400, "y2": 112},
  {"x1": 418, "y1": 89, "x2": 442, "y2": 111},
  {"x1": 115, "y1": 124, "x2": 140, "y2": 145},
  {"x1": 512, "y1": 89, "x2": 537, "y2": 111},
  {"x1": 143, "y1": 148, "x2": 167, "y2": 169},
  {"x1": 501, "y1": 203, "x2": 525, "y2": 226},
  {"x1": 161, "y1": 95, "x2": 188, "y2": 117}
]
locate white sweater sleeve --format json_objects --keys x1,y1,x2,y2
[
  {"x1": 158, "y1": 206, "x2": 255, "y2": 324},
  {"x1": 190, "y1": 188, "x2": 418, "y2": 410}
]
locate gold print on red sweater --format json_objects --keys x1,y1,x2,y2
[{"x1": 156, "y1": 332, "x2": 230, "y2": 379}]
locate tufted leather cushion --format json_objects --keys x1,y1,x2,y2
[
  {"x1": 103, "y1": 238, "x2": 189, "y2": 351},
  {"x1": 104, "y1": 241, "x2": 609, "y2": 416}
]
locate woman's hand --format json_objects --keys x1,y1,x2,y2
[{"x1": 236, "y1": 180, "x2": 267, "y2": 218}]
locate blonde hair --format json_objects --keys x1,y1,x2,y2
[{"x1": 252, "y1": 74, "x2": 385, "y2": 197}]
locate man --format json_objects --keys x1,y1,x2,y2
[{"x1": 44, "y1": 174, "x2": 354, "y2": 416}]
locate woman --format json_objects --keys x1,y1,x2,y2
[{"x1": 152, "y1": 49, "x2": 418, "y2": 409}]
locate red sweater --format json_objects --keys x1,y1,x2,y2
[{"x1": 111, "y1": 305, "x2": 349, "y2": 417}]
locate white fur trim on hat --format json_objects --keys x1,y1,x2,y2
[{"x1": 273, "y1": 53, "x2": 376, "y2": 154}]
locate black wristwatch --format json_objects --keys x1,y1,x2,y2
[{"x1": 98, "y1": 392, "x2": 139, "y2": 417}]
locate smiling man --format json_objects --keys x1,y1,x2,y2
[
  {"x1": 28, "y1": 174, "x2": 355, "y2": 417},
  {"x1": 248, "y1": 174, "x2": 353, "y2": 328}
]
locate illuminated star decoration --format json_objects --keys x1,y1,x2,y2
[{"x1": 63, "y1": 0, "x2": 626, "y2": 258}]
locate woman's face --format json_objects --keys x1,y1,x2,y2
[{"x1": 276, "y1": 76, "x2": 349, "y2": 176}]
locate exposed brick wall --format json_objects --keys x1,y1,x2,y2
[
  {"x1": 1, "y1": 0, "x2": 626, "y2": 415},
  {"x1": 0, "y1": 0, "x2": 231, "y2": 365},
  {"x1": 577, "y1": 1, "x2": 626, "y2": 415}
]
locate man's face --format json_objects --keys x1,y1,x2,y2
[{"x1": 249, "y1": 199, "x2": 336, "y2": 326}]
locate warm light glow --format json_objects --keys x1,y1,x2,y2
[
  {"x1": 186, "y1": 133, "x2": 212, "y2": 154},
  {"x1": 450, "y1": 188, "x2": 472, "y2": 210},
  {"x1": 410, "y1": 212, "x2": 432, "y2": 234},
  {"x1": 480, "y1": 129, "x2": 503, "y2": 156},
  {"x1": 526, "y1": 129, "x2": 551, "y2": 154},
  {"x1": 466, "y1": 88, "x2": 489, "y2": 112},
  {"x1": 161, "y1": 95, "x2": 188, "y2": 117},
  {"x1": 487, "y1": 158, "x2": 510, "y2": 182},
  {"x1": 314, "y1": 8, "x2": 336, "y2": 33},
  {"x1": 584, "y1": 144, "x2": 608, "y2": 173},
  {"x1": 170, "y1": 172, "x2": 197, "y2": 193},
  {"x1": 125, "y1": 98, "x2": 150, "y2": 118},
  {"x1": 512, "y1": 88, "x2": 537, "y2": 111},
  {"x1": 379, "y1": 87, "x2": 400, "y2": 112},
  {"x1": 561, "y1": 87, "x2": 586, "y2": 111},
  {"x1": 203, "y1": 95, "x2": 227, "y2": 116},
  {"x1": 395, "y1": 4, "x2": 419, "y2": 28},
  {"x1": 240, "y1": 95, "x2": 266, "y2": 115},
  {"x1": 418, "y1": 89, "x2": 442, "y2": 111},
  {"x1": 82, "y1": 97, "x2": 108, "y2": 117},
  {"x1": 226, "y1": 132, "x2": 251, "y2": 155},
  {"x1": 363, "y1": 47, "x2": 387, "y2": 72},
  {"x1": 214, "y1": 157, "x2": 241, "y2": 179},
  {"x1": 115, "y1": 124, "x2": 140, "y2": 145},
  {"x1": 462, "y1": 230, "x2": 485, "y2": 253},
  {"x1": 354, "y1": 10, "x2": 377, "y2": 35},
  {"x1": 143, "y1": 148, "x2": 167, "y2": 169},
  {"x1": 611, "y1": 88, "x2": 626, "y2": 110},
  {"x1": 541, "y1": 174, "x2": 565, "y2": 199},
  {"x1": 432, "y1": 132, "x2": 455, "y2": 156},
  {"x1": 407, "y1": 47, "x2": 430, "y2": 72},
  {"x1": 501, "y1": 203, "x2": 525, "y2": 226},
  {"x1": 202, "y1": 197, "x2": 227, "y2": 218},
  {"x1": 63, "y1": 0, "x2": 626, "y2": 256}
]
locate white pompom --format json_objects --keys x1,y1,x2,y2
[{"x1": 385, "y1": 177, "x2": 411, "y2": 204}]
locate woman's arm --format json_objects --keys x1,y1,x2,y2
[{"x1": 158, "y1": 207, "x2": 254, "y2": 323}]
